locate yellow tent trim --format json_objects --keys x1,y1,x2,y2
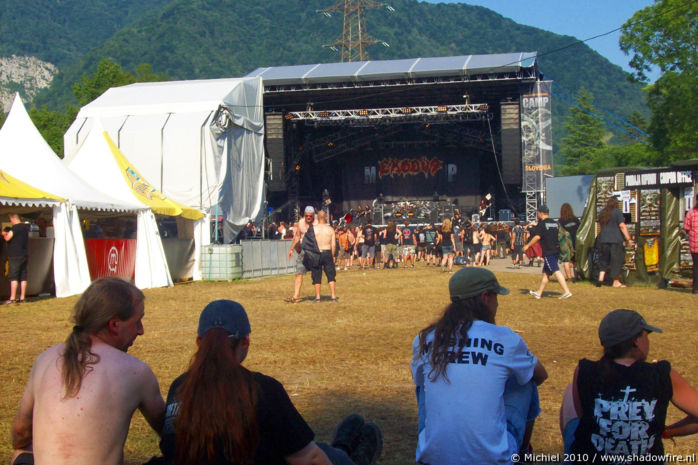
[
  {"x1": 0, "y1": 170, "x2": 64, "y2": 201},
  {"x1": 103, "y1": 132, "x2": 203, "y2": 220}
]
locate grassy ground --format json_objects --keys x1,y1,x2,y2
[{"x1": 1, "y1": 262, "x2": 697, "y2": 464}]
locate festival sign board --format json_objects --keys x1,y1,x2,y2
[{"x1": 520, "y1": 80, "x2": 553, "y2": 192}]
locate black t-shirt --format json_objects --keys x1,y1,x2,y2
[
  {"x1": 560, "y1": 217, "x2": 581, "y2": 247},
  {"x1": 600, "y1": 209, "x2": 625, "y2": 244},
  {"x1": 362, "y1": 225, "x2": 376, "y2": 246},
  {"x1": 7, "y1": 223, "x2": 30, "y2": 257},
  {"x1": 386, "y1": 229, "x2": 399, "y2": 245},
  {"x1": 160, "y1": 371, "x2": 315, "y2": 465},
  {"x1": 401, "y1": 226, "x2": 414, "y2": 245},
  {"x1": 571, "y1": 359, "x2": 672, "y2": 463},
  {"x1": 416, "y1": 230, "x2": 426, "y2": 246},
  {"x1": 532, "y1": 218, "x2": 560, "y2": 256},
  {"x1": 440, "y1": 228, "x2": 453, "y2": 247}
]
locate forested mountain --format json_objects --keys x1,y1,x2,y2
[{"x1": 1, "y1": 0, "x2": 646, "y2": 151}]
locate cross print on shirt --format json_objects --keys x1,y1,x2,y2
[{"x1": 620, "y1": 386, "x2": 637, "y2": 402}]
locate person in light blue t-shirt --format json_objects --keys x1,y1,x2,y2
[{"x1": 411, "y1": 267, "x2": 548, "y2": 465}]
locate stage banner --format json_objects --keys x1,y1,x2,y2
[
  {"x1": 520, "y1": 80, "x2": 553, "y2": 192},
  {"x1": 84, "y1": 239, "x2": 137, "y2": 280},
  {"x1": 339, "y1": 152, "x2": 479, "y2": 202}
]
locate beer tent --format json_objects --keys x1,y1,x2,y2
[
  {"x1": 0, "y1": 94, "x2": 144, "y2": 297},
  {"x1": 63, "y1": 77, "x2": 266, "y2": 246},
  {"x1": 66, "y1": 121, "x2": 204, "y2": 288}
]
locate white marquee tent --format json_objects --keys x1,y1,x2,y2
[
  {"x1": 64, "y1": 77, "x2": 266, "y2": 245},
  {"x1": 0, "y1": 94, "x2": 146, "y2": 297},
  {"x1": 66, "y1": 121, "x2": 207, "y2": 289}
]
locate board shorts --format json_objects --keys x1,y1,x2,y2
[
  {"x1": 360, "y1": 244, "x2": 375, "y2": 258},
  {"x1": 8, "y1": 256, "x2": 28, "y2": 281},
  {"x1": 295, "y1": 250, "x2": 308, "y2": 274},
  {"x1": 542, "y1": 254, "x2": 560, "y2": 275},
  {"x1": 400, "y1": 245, "x2": 415, "y2": 256},
  {"x1": 311, "y1": 250, "x2": 336, "y2": 284}
]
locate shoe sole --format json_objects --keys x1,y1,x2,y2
[
  {"x1": 332, "y1": 414, "x2": 365, "y2": 452},
  {"x1": 358, "y1": 422, "x2": 382, "y2": 465}
]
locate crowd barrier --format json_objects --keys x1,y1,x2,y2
[{"x1": 200, "y1": 240, "x2": 294, "y2": 280}]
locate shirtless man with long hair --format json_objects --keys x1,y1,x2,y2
[{"x1": 11, "y1": 278, "x2": 165, "y2": 465}]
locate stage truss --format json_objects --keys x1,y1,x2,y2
[{"x1": 286, "y1": 103, "x2": 489, "y2": 124}]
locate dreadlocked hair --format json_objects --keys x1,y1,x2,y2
[{"x1": 418, "y1": 295, "x2": 493, "y2": 383}]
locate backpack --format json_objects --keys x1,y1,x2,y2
[{"x1": 558, "y1": 225, "x2": 574, "y2": 262}]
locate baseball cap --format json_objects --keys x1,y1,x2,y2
[
  {"x1": 449, "y1": 267, "x2": 509, "y2": 301},
  {"x1": 598, "y1": 309, "x2": 662, "y2": 348},
  {"x1": 304, "y1": 206, "x2": 315, "y2": 214},
  {"x1": 197, "y1": 300, "x2": 251, "y2": 339},
  {"x1": 537, "y1": 204, "x2": 549, "y2": 214}
]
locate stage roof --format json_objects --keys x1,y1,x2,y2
[{"x1": 247, "y1": 52, "x2": 537, "y2": 87}]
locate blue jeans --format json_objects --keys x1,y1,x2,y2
[{"x1": 416, "y1": 375, "x2": 540, "y2": 452}]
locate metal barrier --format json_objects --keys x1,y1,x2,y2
[
  {"x1": 241, "y1": 239, "x2": 295, "y2": 279},
  {"x1": 200, "y1": 240, "x2": 295, "y2": 280}
]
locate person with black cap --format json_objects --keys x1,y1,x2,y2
[
  {"x1": 411, "y1": 267, "x2": 548, "y2": 465},
  {"x1": 523, "y1": 204, "x2": 573, "y2": 299},
  {"x1": 560, "y1": 309, "x2": 698, "y2": 462},
  {"x1": 159, "y1": 300, "x2": 382, "y2": 465}
]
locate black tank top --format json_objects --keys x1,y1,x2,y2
[
  {"x1": 571, "y1": 358, "x2": 672, "y2": 463},
  {"x1": 441, "y1": 229, "x2": 453, "y2": 247}
]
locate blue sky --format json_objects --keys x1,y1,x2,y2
[{"x1": 423, "y1": 0, "x2": 657, "y2": 80}]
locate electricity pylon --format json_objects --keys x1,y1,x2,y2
[{"x1": 321, "y1": 0, "x2": 393, "y2": 62}]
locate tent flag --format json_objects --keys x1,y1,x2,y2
[
  {"x1": 103, "y1": 133, "x2": 203, "y2": 220},
  {"x1": 0, "y1": 170, "x2": 64, "y2": 201}
]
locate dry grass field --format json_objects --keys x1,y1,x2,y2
[{"x1": 2, "y1": 262, "x2": 697, "y2": 464}]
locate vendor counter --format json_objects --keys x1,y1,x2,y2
[
  {"x1": 84, "y1": 238, "x2": 195, "y2": 282},
  {"x1": 0, "y1": 237, "x2": 55, "y2": 298}
]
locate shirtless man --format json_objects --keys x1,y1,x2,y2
[
  {"x1": 286, "y1": 206, "x2": 318, "y2": 303},
  {"x1": 11, "y1": 277, "x2": 165, "y2": 465},
  {"x1": 312, "y1": 211, "x2": 337, "y2": 302}
]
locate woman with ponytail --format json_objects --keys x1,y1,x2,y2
[
  {"x1": 561, "y1": 309, "x2": 698, "y2": 463},
  {"x1": 411, "y1": 267, "x2": 547, "y2": 465},
  {"x1": 159, "y1": 300, "x2": 382, "y2": 465}
]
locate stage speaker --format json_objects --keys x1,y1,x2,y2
[
  {"x1": 500, "y1": 101, "x2": 521, "y2": 185},
  {"x1": 498, "y1": 209, "x2": 512, "y2": 222},
  {"x1": 266, "y1": 113, "x2": 286, "y2": 192}
]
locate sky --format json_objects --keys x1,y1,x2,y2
[{"x1": 424, "y1": 0, "x2": 658, "y2": 80}]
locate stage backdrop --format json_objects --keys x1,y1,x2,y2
[{"x1": 340, "y1": 150, "x2": 480, "y2": 201}]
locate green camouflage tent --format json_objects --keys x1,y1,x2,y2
[{"x1": 575, "y1": 160, "x2": 697, "y2": 286}]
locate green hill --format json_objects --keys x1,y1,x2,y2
[{"x1": 3, "y1": 0, "x2": 646, "y2": 152}]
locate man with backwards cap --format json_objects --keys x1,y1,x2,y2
[
  {"x1": 560, "y1": 309, "x2": 698, "y2": 462},
  {"x1": 286, "y1": 206, "x2": 319, "y2": 303},
  {"x1": 411, "y1": 267, "x2": 548, "y2": 465}
]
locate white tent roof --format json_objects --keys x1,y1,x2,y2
[
  {"x1": 0, "y1": 94, "x2": 141, "y2": 212},
  {"x1": 70, "y1": 77, "x2": 262, "y2": 128},
  {"x1": 63, "y1": 77, "x2": 265, "y2": 228}
]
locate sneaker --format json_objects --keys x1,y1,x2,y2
[
  {"x1": 529, "y1": 290, "x2": 541, "y2": 299},
  {"x1": 331, "y1": 414, "x2": 365, "y2": 454},
  {"x1": 594, "y1": 281, "x2": 603, "y2": 287},
  {"x1": 559, "y1": 292, "x2": 573, "y2": 300},
  {"x1": 350, "y1": 422, "x2": 382, "y2": 465}
]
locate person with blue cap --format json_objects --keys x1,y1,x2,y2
[
  {"x1": 411, "y1": 267, "x2": 548, "y2": 465},
  {"x1": 159, "y1": 300, "x2": 382, "y2": 465}
]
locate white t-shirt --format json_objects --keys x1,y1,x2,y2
[{"x1": 411, "y1": 320, "x2": 537, "y2": 465}]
